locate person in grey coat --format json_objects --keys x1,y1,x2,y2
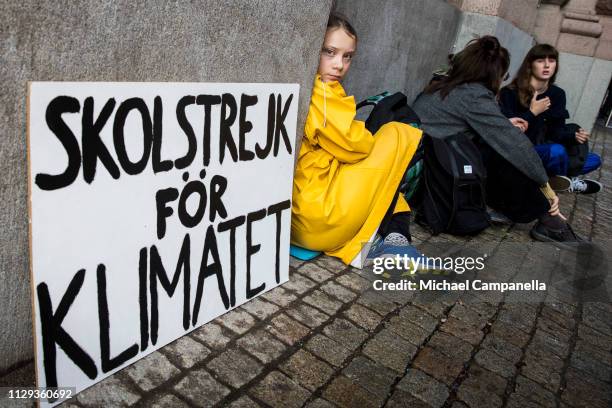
[{"x1": 413, "y1": 36, "x2": 581, "y2": 243}]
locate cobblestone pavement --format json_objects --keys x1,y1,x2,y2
[{"x1": 3, "y1": 127, "x2": 612, "y2": 407}]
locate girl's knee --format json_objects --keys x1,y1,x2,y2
[
  {"x1": 588, "y1": 152, "x2": 602, "y2": 168},
  {"x1": 549, "y1": 143, "x2": 568, "y2": 160},
  {"x1": 583, "y1": 152, "x2": 602, "y2": 174},
  {"x1": 375, "y1": 122, "x2": 420, "y2": 150}
]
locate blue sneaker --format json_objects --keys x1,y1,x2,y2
[
  {"x1": 367, "y1": 233, "x2": 414, "y2": 258},
  {"x1": 367, "y1": 233, "x2": 434, "y2": 275}
]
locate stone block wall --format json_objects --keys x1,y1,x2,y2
[
  {"x1": 498, "y1": 0, "x2": 541, "y2": 34},
  {"x1": 454, "y1": 12, "x2": 535, "y2": 78},
  {"x1": 334, "y1": 0, "x2": 462, "y2": 104},
  {"x1": 455, "y1": 0, "x2": 540, "y2": 34},
  {"x1": 596, "y1": 14, "x2": 612, "y2": 58},
  {"x1": 533, "y1": 0, "x2": 612, "y2": 131},
  {"x1": 557, "y1": 53, "x2": 612, "y2": 129}
]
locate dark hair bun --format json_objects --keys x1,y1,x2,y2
[{"x1": 480, "y1": 36, "x2": 499, "y2": 52}]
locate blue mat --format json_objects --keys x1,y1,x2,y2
[{"x1": 290, "y1": 245, "x2": 321, "y2": 261}]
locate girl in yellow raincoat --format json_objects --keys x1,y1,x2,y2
[{"x1": 291, "y1": 12, "x2": 423, "y2": 265}]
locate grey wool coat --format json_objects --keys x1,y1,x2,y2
[{"x1": 412, "y1": 82, "x2": 549, "y2": 186}]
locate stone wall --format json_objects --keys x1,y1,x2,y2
[
  {"x1": 596, "y1": 0, "x2": 612, "y2": 14},
  {"x1": 0, "y1": 0, "x2": 333, "y2": 375},
  {"x1": 596, "y1": 15, "x2": 612, "y2": 58},
  {"x1": 497, "y1": 0, "x2": 540, "y2": 34},
  {"x1": 534, "y1": 3, "x2": 565, "y2": 45},
  {"x1": 557, "y1": 53, "x2": 612, "y2": 128},
  {"x1": 456, "y1": 0, "x2": 540, "y2": 33},
  {"x1": 334, "y1": 0, "x2": 462, "y2": 105},
  {"x1": 454, "y1": 12, "x2": 535, "y2": 78},
  {"x1": 534, "y1": 0, "x2": 612, "y2": 132},
  {"x1": 449, "y1": 0, "x2": 539, "y2": 86},
  {"x1": 460, "y1": 0, "x2": 503, "y2": 15}
]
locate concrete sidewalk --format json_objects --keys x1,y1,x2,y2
[{"x1": 3, "y1": 127, "x2": 611, "y2": 408}]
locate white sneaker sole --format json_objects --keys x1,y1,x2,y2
[{"x1": 549, "y1": 175, "x2": 572, "y2": 192}]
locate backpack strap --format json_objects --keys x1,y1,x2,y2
[{"x1": 356, "y1": 91, "x2": 391, "y2": 109}]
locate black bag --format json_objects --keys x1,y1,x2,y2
[
  {"x1": 356, "y1": 91, "x2": 421, "y2": 134},
  {"x1": 564, "y1": 123, "x2": 589, "y2": 177},
  {"x1": 356, "y1": 92, "x2": 423, "y2": 237},
  {"x1": 416, "y1": 132, "x2": 490, "y2": 235},
  {"x1": 357, "y1": 91, "x2": 424, "y2": 203},
  {"x1": 566, "y1": 142, "x2": 589, "y2": 177}
]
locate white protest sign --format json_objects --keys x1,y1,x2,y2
[{"x1": 27, "y1": 82, "x2": 299, "y2": 406}]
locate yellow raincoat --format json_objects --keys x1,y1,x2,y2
[{"x1": 291, "y1": 76, "x2": 422, "y2": 264}]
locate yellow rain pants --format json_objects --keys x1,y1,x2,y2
[{"x1": 291, "y1": 76, "x2": 422, "y2": 264}]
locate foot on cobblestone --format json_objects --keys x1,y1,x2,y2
[{"x1": 530, "y1": 221, "x2": 585, "y2": 246}]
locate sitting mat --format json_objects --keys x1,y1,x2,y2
[{"x1": 290, "y1": 244, "x2": 321, "y2": 261}]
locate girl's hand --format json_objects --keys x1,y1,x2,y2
[
  {"x1": 575, "y1": 128, "x2": 590, "y2": 144},
  {"x1": 509, "y1": 117, "x2": 529, "y2": 132},
  {"x1": 548, "y1": 194, "x2": 566, "y2": 220},
  {"x1": 530, "y1": 91, "x2": 551, "y2": 116}
]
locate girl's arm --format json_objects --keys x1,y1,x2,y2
[
  {"x1": 304, "y1": 80, "x2": 374, "y2": 163},
  {"x1": 462, "y1": 86, "x2": 548, "y2": 185},
  {"x1": 499, "y1": 87, "x2": 536, "y2": 123}
]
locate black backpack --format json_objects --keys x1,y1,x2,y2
[
  {"x1": 564, "y1": 123, "x2": 589, "y2": 177},
  {"x1": 356, "y1": 91, "x2": 421, "y2": 133},
  {"x1": 357, "y1": 91, "x2": 424, "y2": 203},
  {"x1": 356, "y1": 91, "x2": 424, "y2": 235},
  {"x1": 416, "y1": 132, "x2": 490, "y2": 235}
]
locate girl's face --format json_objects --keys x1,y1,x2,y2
[
  {"x1": 531, "y1": 57, "x2": 557, "y2": 82},
  {"x1": 317, "y1": 28, "x2": 356, "y2": 83}
]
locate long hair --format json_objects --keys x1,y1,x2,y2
[
  {"x1": 509, "y1": 44, "x2": 559, "y2": 107},
  {"x1": 424, "y1": 36, "x2": 510, "y2": 99},
  {"x1": 326, "y1": 11, "x2": 358, "y2": 41}
]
